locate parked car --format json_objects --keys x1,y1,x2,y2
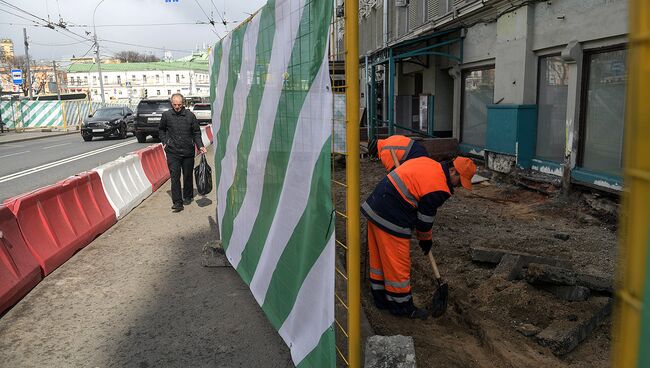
[
  {"x1": 81, "y1": 107, "x2": 134, "y2": 141},
  {"x1": 134, "y1": 98, "x2": 172, "y2": 143},
  {"x1": 190, "y1": 103, "x2": 212, "y2": 125}
]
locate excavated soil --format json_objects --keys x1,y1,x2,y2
[{"x1": 333, "y1": 157, "x2": 616, "y2": 368}]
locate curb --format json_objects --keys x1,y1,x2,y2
[{"x1": 0, "y1": 131, "x2": 79, "y2": 145}]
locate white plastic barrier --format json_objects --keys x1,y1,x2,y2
[
  {"x1": 200, "y1": 126, "x2": 211, "y2": 148},
  {"x1": 93, "y1": 153, "x2": 153, "y2": 220}
]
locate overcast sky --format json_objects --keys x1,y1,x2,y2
[{"x1": 0, "y1": 0, "x2": 266, "y2": 63}]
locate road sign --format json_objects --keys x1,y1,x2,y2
[{"x1": 11, "y1": 69, "x2": 23, "y2": 85}]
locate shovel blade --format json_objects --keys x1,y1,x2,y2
[{"x1": 431, "y1": 281, "x2": 449, "y2": 318}]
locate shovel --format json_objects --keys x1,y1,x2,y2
[
  {"x1": 427, "y1": 252, "x2": 449, "y2": 318},
  {"x1": 389, "y1": 149, "x2": 449, "y2": 317}
]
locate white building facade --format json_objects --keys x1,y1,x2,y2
[{"x1": 66, "y1": 61, "x2": 210, "y2": 103}]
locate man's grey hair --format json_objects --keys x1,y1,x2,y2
[{"x1": 171, "y1": 93, "x2": 184, "y2": 102}]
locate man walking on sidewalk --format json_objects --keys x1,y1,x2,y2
[{"x1": 159, "y1": 93, "x2": 207, "y2": 212}]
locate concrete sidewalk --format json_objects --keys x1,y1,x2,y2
[
  {"x1": 0, "y1": 148, "x2": 293, "y2": 367},
  {"x1": 0, "y1": 129, "x2": 79, "y2": 145}
]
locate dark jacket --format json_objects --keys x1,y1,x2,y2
[
  {"x1": 361, "y1": 158, "x2": 453, "y2": 239},
  {"x1": 158, "y1": 107, "x2": 204, "y2": 157}
]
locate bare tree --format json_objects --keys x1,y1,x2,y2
[{"x1": 113, "y1": 50, "x2": 161, "y2": 63}]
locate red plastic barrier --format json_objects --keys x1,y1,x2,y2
[
  {"x1": 4, "y1": 172, "x2": 117, "y2": 276},
  {"x1": 206, "y1": 125, "x2": 214, "y2": 143},
  {"x1": 0, "y1": 205, "x2": 42, "y2": 314},
  {"x1": 136, "y1": 144, "x2": 170, "y2": 191}
]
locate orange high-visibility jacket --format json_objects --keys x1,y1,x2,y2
[
  {"x1": 362, "y1": 157, "x2": 452, "y2": 240},
  {"x1": 377, "y1": 135, "x2": 428, "y2": 171}
]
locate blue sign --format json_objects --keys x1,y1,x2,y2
[{"x1": 11, "y1": 69, "x2": 22, "y2": 85}]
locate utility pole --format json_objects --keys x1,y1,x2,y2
[
  {"x1": 93, "y1": 0, "x2": 107, "y2": 103},
  {"x1": 23, "y1": 28, "x2": 32, "y2": 99},
  {"x1": 52, "y1": 60, "x2": 62, "y2": 101},
  {"x1": 94, "y1": 34, "x2": 106, "y2": 103}
]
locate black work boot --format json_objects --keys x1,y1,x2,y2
[
  {"x1": 370, "y1": 288, "x2": 389, "y2": 310},
  {"x1": 389, "y1": 299, "x2": 429, "y2": 320},
  {"x1": 171, "y1": 203, "x2": 184, "y2": 212}
]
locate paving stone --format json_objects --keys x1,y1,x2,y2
[
  {"x1": 470, "y1": 246, "x2": 572, "y2": 269},
  {"x1": 470, "y1": 246, "x2": 507, "y2": 264},
  {"x1": 534, "y1": 297, "x2": 612, "y2": 355},
  {"x1": 365, "y1": 335, "x2": 416, "y2": 368},
  {"x1": 576, "y1": 273, "x2": 614, "y2": 293},
  {"x1": 545, "y1": 285, "x2": 590, "y2": 301},
  {"x1": 516, "y1": 323, "x2": 542, "y2": 337},
  {"x1": 526, "y1": 263, "x2": 576, "y2": 286},
  {"x1": 493, "y1": 254, "x2": 526, "y2": 280}
]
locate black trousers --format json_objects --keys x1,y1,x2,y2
[{"x1": 167, "y1": 153, "x2": 194, "y2": 205}]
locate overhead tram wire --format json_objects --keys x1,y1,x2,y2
[
  {"x1": 98, "y1": 38, "x2": 194, "y2": 53},
  {"x1": 193, "y1": 0, "x2": 220, "y2": 37}
]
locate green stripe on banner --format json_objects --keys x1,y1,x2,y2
[
  {"x1": 219, "y1": 0, "x2": 276, "y2": 251},
  {"x1": 25, "y1": 102, "x2": 49, "y2": 127},
  {"x1": 296, "y1": 326, "x2": 336, "y2": 368},
  {"x1": 209, "y1": 43, "x2": 223, "y2": 107},
  {"x1": 213, "y1": 23, "x2": 248, "y2": 193},
  {"x1": 235, "y1": 0, "x2": 333, "y2": 284},
  {"x1": 261, "y1": 140, "x2": 333, "y2": 328}
]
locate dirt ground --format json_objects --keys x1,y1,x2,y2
[{"x1": 333, "y1": 157, "x2": 617, "y2": 368}]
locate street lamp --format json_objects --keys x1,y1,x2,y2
[{"x1": 93, "y1": 0, "x2": 106, "y2": 103}]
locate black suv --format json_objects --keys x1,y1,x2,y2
[
  {"x1": 81, "y1": 107, "x2": 134, "y2": 141},
  {"x1": 134, "y1": 99, "x2": 171, "y2": 143}
]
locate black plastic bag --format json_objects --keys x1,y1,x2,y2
[{"x1": 194, "y1": 154, "x2": 212, "y2": 195}]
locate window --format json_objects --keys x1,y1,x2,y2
[
  {"x1": 118, "y1": 90, "x2": 122, "y2": 95},
  {"x1": 175, "y1": 74, "x2": 180, "y2": 83},
  {"x1": 167, "y1": 89, "x2": 171, "y2": 95},
  {"x1": 166, "y1": 74, "x2": 170, "y2": 83},
  {"x1": 77, "y1": 77, "x2": 82, "y2": 84},
  {"x1": 143, "y1": 75, "x2": 147, "y2": 83},
  {"x1": 84, "y1": 76, "x2": 88, "y2": 84},
  {"x1": 156, "y1": 74, "x2": 160, "y2": 83},
  {"x1": 580, "y1": 47, "x2": 627, "y2": 176},
  {"x1": 536, "y1": 55, "x2": 569, "y2": 162},
  {"x1": 156, "y1": 90, "x2": 161, "y2": 95},
  {"x1": 461, "y1": 67, "x2": 495, "y2": 148},
  {"x1": 93, "y1": 76, "x2": 97, "y2": 82},
  {"x1": 132, "y1": 74, "x2": 136, "y2": 80},
  {"x1": 117, "y1": 75, "x2": 122, "y2": 85}
]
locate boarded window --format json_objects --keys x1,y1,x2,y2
[
  {"x1": 536, "y1": 55, "x2": 569, "y2": 162},
  {"x1": 581, "y1": 48, "x2": 627, "y2": 176},
  {"x1": 461, "y1": 67, "x2": 494, "y2": 148}
]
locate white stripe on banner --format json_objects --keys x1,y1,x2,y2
[
  {"x1": 217, "y1": 12, "x2": 262, "y2": 222},
  {"x1": 226, "y1": 0, "x2": 307, "y2": 268},
  {"x1": 250, "y1": 55, "x2": 332, "y2": 305},
  {"x1": 212, "y1": 35, "x2": 233, "y2": 140},
  {"x1": 278, "y1": 232, "x2": 335, "y2": 365}
]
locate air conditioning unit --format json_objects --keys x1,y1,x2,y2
[{"x1": 396, "y1": 0, "x2": 408, "y2": 7}]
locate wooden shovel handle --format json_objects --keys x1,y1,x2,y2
[{"x1": 428, "y1": 252, "x2": 441, "y2": 280}]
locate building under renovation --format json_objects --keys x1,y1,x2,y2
[{"x1": 359, "y1": 0, "x2": 627, "y2": 192}]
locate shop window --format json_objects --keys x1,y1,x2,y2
[
  {"x1": 461, "y1": 67, "x2": 495, "y2": 148},
  {"x1": 580, "y1": 47, "x2": 627, "y2": 176},
  {"x1": 536, "y1": 55, "x2": 569, "y2": 162}
]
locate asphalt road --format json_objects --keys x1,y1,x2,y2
[{"x1": 0, "y1": 133, "x2": 157, "y2": 202}]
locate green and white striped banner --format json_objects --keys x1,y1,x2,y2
[
  {"x1": 0, "y1": 100, "x2": 128, "y2": 129},
  {"x1": 0, "y1": 100, "x2": 62, "y2": 128},
  {"x1": 210, "y1": 0, "x2": 334, "y2": 366}
]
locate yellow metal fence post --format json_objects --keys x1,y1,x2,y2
[
  {"x1": 612, "y1": 0, "x2": 650, "y2": 366},
  {"x1": 344, "y1": 0, "x2": 361, "y2": 367}
]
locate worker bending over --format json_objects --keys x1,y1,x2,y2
[
  {"x1": 368, "y1": 135, "x2": 428, "y2": 171},
  {"x1": 361, "y1": 156, "x2": 477, "y2": 319}
]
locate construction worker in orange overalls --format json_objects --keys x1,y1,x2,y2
[
  {"x1": 367, "y1": 135, "x2": 429, "y2": 171},
  {"x1": 361, "y1": 155, "x2": 477, "y2": 319}
]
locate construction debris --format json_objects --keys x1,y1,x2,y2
[
  {"x1": 534, "y1": 298, "x2": 613, "y2": 355},
  {"x1": 364, "y1": 335, "x2": 416, "y2": 368}
]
